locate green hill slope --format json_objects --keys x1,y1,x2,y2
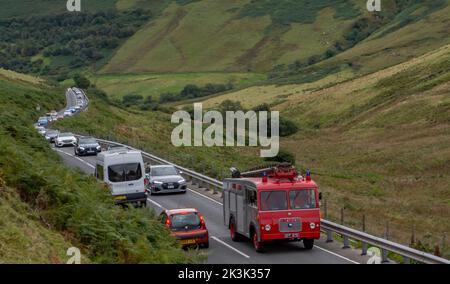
[{"x1": 102, "y1": 0, "x2": 450, "y2": 75}]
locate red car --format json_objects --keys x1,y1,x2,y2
[{"x1": 160, "y1": 208, "x2": 209, "y2": 249}]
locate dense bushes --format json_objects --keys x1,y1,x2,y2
[
  {"x1": 0, "y1": 10, "x2": 151, "y2": 75},
  {"x1": 159, "y1": 83, "x2": 233, "y2": 103}
]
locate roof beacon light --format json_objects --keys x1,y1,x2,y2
[
  {"x1": 262, "y1": 171, "x2": 268, "y2": 183},
  {"x1": 306, "y1": 169, "x2": 312, "y2": 182}
]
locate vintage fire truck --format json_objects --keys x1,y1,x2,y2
[{"x1": 223, "y1": 163, "x2": 321, "y2": 252}]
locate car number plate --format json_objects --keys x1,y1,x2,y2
[
  {"x1": 168, "y1": 185, "x2": 175, "y2": 189},
  {"x1": 180, "y1": 239, "x2": 196, "y2": 245},
  {"x1": 285, "y1": 233, "x2": 299, "y2": 238},
  {"x1": 114, "y1": 196, "x2": 126, "y2": 201}
]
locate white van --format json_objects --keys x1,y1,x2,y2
[{"x1": 95, "y1": 148, "x2": 146, "y2": 206}]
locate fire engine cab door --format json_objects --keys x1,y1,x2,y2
[{"x1": 237, "y1": 192, "x2": 246, "y2": 232}]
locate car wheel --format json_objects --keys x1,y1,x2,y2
[{"x1": 303, "y1": 239, "x2": 314, "y2": 250}]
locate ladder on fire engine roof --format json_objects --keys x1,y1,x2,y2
[{"x1": 230, "y1": 163, "x2": 302, "y2": 180}]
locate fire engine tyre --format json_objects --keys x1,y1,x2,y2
[
  {"x1": 252, "y1": 231, "x2": 264, "y2": 253},
  {"x1": 200, "y1": 242, "x2": 209, "y2": 249},
  {"x1": 303, "y1": 239, "x2": 314, "y2": 250},
  {"x1": 229, "y1": 219, "x2": 241, "y2": 242}
]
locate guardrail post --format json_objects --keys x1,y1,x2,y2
[
  {"x1": 381, "y1": 221, "x2": 389, "y2": 263},
  {"x1": 361, "y1": 214, "x2": 368, "y2": 255},
  {"x1": 326, "y1": 230, "x2": 333, "y2": 243},
  {"x1": 342, "y1": 235, "x2": 350, "y2": 249}
]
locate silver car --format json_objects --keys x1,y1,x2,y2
[{"x1": 146, "y1": 165, "x2": 187, "y2": 195}]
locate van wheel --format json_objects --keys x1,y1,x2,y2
[
  {"x1": 303, "y1": 239, "x2": 314, "y2": 250},
  {"x1": 229, "y1": 219, "x2": 241, "y2": 242}
]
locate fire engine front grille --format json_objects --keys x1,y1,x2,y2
[{"x1": 278, "y1": 218, "x2": 301, "y2": 232}]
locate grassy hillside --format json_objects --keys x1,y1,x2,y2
[
  {"x1": 0, "y1": 69, "x2": 195, "y2": 263},
  {"x1": 102, "y1": 0, "x2": 450, "y2": 76},
  {"x1": 101, "y1": 0, "x2": 360, "y2": 73},
  {"x1": 92, "y1": 72, "x2": 265, "y2": 101}
]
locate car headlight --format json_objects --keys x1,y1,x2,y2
[
  {"x1": 309, "y1": 222, "x2": 316, "y2": 229},
  {"x1": 152, "y1": 181, "x2": 163, "y2": 184},
  {"x1": 79, "y1": 147, "x2": 85, "y2": 151},
  {"x1": 265, "y1": 224, "x2": 271, "y2": 231},
  {"x1": 178, "y1": 179, "x2": 186, "y2": 183},
  {"x1": 96, "y1": 145, "x2": 101, "y2": 150}
]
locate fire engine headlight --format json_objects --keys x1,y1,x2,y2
[
  {"x1": 264, "y1": 224, "x2": 271, "y2": 231},
  {"x1": 309, "y1": 222, "x2": 316, "y2": 229}
]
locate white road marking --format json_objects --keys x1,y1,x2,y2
[
  {"x1": 146, "y1": 197, "x2": 165, "y2": 209},
  {"x1": 211, "y1": 236, "x2": 250, "y2": 259},
  {"x1": 313, "y1": 245, "x2": 360, "y2": 264}
]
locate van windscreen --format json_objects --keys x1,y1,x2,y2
[{"x1": 108, "y1": 163, "x2": 142, "y2": 182}]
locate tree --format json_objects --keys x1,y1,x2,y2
[{"x1": 73, "y1": 73, "x2": 91, "y2": 89}]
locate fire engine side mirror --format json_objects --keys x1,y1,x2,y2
[{"x1": 319, "y1": 192, "x2": 323, "y2": 200}]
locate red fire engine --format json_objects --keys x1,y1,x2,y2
[{"x1": 223, "y1": 163, "x2": 321, "y2": 252}]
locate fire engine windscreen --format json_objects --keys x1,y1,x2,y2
[
  {"x1": 289, "y1": 189, "x2": 317, "y2": 209},
  {"x1": 260, "y1": 191, "x2": 288, "y2": 211}
]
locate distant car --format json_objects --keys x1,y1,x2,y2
[
  {"x1": 63, "y1": 110, "x2": 73, "y2": 117},
  {"x1": 159, "y1": 208, "x2": 209, "y2": 249},
  {"x1": 37, "y1": 117, "x2": 49, "y2": 126},
  {"x1": 146, "y1": 165, "x2": 187, "y2": 195},
  {"x1": 36, "y1": 126, "x2": 46, "y2": 136},
  {"x1": 45, "y1": 129, "x2": 59, "y2": 143},
  {"x1": 57, "y1": 114, "x2": 64, "y2": 120},
  {"x1": 50, "y1": 110, "x2": 58, "y2": 116},
  {"x1": 69, "y1": 107, "x2": 76, "y2": 113},
  {"x1": 74, "y1": 105, "x2": 81, "y2": 112},
  {"x1": 55, "y1": 132, "x2": 77, "y2": 147},
  {"x1": 74, "y1": 137, "x2": 101, "y2": 156}
]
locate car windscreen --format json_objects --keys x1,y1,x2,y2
[
  {"x1": 108, "y1": 163, "x2": 142, "y2": 183},
  {"x1": 260, "y1": 191, "x2": 288, "y2": 211},
  {"x1": 170, "y1": 213, "x2": 201, "y2": 231},
  {"x1": 289, "y1": 189, "x2": 317, "y2": 209},
  {"x1": 79, "y1": 138, "x2": 96, "y2": 144},
  {"x1": 59, "y1": 133, "x2": 73, "y2": 137},
  {"x1": 47, "y1": 130, "x2": 58, "y2": 135},
  {"x1": 151, "y1": 166, "x2": 178, "y2": 176}
]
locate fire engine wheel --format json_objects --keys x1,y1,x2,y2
[
  {"x1": 303, "y1": 239, "x2": 314, "y2": 250},
  {"x1": 252, "y1": 232, "x2": 264, "y2": 253},
  {"x1": 229, "y1": 220, "x2": 240, "y2": 242}
]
